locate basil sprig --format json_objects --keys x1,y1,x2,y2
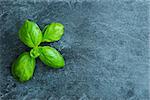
[{"x1": 12, "y1": 20, "x2": 65, "y2": 82}]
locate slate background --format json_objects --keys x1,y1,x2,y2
[{"x1": 0, "y1": 0, "x2": 149, "y2": 100}]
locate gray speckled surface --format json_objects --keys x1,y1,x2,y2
[{"x1": 0, "y1": 0, "x2": 149, "y2": 100}]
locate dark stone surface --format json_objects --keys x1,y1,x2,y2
[{"x1": 0, "y1": 0, "x2": 149, "y2": 100}]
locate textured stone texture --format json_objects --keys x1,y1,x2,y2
[{"x1": 0, "y1": 0, "x2": 149, "y2": 100}]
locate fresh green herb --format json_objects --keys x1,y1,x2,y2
[{"x1": 12, "y1": 20, "x2": 65, "y2": 82}]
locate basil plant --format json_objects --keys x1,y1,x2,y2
[{"x1": 11, "y1": 20, "x2": 65, "y2": 82}]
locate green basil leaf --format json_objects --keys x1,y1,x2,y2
[
  {"x1": 42, "y1": 22, "x2": 64, "y2": 42},
  {"x1": 11, "y1": 52, "x2": 35, "y2": 82},
  {"x1": 30, "y1": 47, "x2": 40, "y2": 58},
  {"x1": 19, "y1": 20, "x2": 42, "y2": 48},
  {"x1": 39, "y1": 46, "x2": 65, "y2": 68}
]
